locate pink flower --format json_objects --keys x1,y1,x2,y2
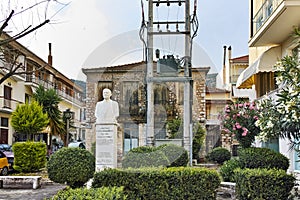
[
  {"x1": 237, "y1": 113, "x2": 240, "y2": 117},
  {"x1": 238, "y1": 103, "x2": 243, "y2": 108},
  {"x1": 253, "y1": 116, "x2": 258, "y2": 120},
  {"x1": 242, "y1": 127, "x2": 248, "y2": 136},
  {"x1": 235, "y1": 123, "x2": 242, "y2": 129}
]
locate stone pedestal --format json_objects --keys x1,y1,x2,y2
[{"x1": 95, "y1": 123, "x2": 118, "y2": 171}]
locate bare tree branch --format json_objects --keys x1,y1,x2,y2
[{"x1": 0, "y1": 10, "x2": 14, "y2": 35}]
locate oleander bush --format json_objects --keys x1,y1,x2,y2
[
  {"x1": 93, "y1": 167, "x2": 221, "y2": 200},
  {"x1": 206, "y1": 147, "x2": 231, "y2": 164},
  {"x1": 238, "y1": 147, "x2": 289, "y2": 171},
  {"x1": 50, "y1": 186, "x2": 127, "y2": 200},
  {"x1": 234, "y1": 168, "x2": 295, "y2": 200},
  {"x1": 12, "y1": 141, "x2": 47, "y2": 172},
  {"x1": 47, "y1": 147, "x2": 95, "y2": 188}
]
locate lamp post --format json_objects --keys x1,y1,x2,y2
[{"x1": 63, "y1": 108, "x2": 73, "y2": 146}]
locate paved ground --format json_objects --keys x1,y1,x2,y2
[{"x1": 0, "y1": 179, "x2": 67, "y2": 200}]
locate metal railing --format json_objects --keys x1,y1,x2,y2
[
  {"x1": 0, "y1": 97, "x2": 21, "y2": 111},
  {"x1": 253, "y1": 0, "x2": 283, "y2": 33},
  {"x1": 25, "y1": 75, "x2": 84, "y2": 106}
]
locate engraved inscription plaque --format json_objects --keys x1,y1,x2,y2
[{"x1": 95, "y1": 123, "x2": 117, "y2": 171}]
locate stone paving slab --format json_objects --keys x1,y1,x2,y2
[{"x1": 0, "y1": 181, "x2": 67, "y2": 200}]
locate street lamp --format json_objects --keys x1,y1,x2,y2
[{"x1": 63, "y1": 108, "x2": 73, "y2": 146}]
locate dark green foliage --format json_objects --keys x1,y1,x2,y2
[
  {"x1": 192, "y1": 122, "x2": 206, "y2": 160},
  {"x1": 47, "y1": 147, "x2": 95, "y2": 188},
  {"x1": 238, "y1": 147, "x2": 289, "y2": 170},
  {"x1": 234, "y1": 168, "x2": 295, "y2": 200},
  {"x1": 157, "y1": 144, "x2": 188, "y2": 167},
  {"x1": 167, "y1": 119, "x2": 206, "y2": 161},
  {"x1": 219, "y1": 158, "x2": 241, "y2": 182},
  {"x1": 167, "y1": 118, "x2": 183, "y2": 139},
  {"x1": 50, "y1": 186, "x2": 127, "y2": 200},
  {"x1": 206, "y1": 147, "x2": 231, "y2": 164},
  {"x1": 12, "y1": 141, "x2": 47, "y2": 172},
  {"x1": 33, "y1": 85, "x2": 65, "y2": 146},
  {"x1": 122, "y1": 144, "x2": 188, "y2": 168},
  {"x1": 93, "y1": 167, "x2": 221, "y2": 200},
  {"x1": 122, "y1": 146, "x2": 169, "y2": 168}
]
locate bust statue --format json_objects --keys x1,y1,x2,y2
[{"x1": 95, "y1": 88, "x2": 119, "y2": 123}]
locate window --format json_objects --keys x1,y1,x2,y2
[
  {"x1": 257, "y1": 72, "x2": 277, "y2": 97},
  {"x1": 123, "y1": 123, "x2": 139, "y2": 154},
  {"x1": 4, "y1": 85, "x2": 12, "y2": 108},
  {"x1": 1, "y1": 118, "x2": 8, "y2": 127},
  {"x1": 123, "y1": 82, "x2": 139, "y2": 107}
]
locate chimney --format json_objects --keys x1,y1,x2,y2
[
  {"x1": 223, "y1": 45, "x2": 227, "y2": 86},
  {"x1": 228, "y1": 46, "x2": 232, "y2": 60},
  {"x1": 48, "y1": 43, "x2": 52, "y2": 66},
  {"x1": 228, "y1": 46, "x2": 232, "y2": 83}
]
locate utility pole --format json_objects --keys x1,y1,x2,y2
[{"x1": 146, "y1": 0, "x2": 193, "y2": 165}]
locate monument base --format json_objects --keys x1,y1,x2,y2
[{"x1": 95, "y1": 123, "x2": 118, "y2": 171}]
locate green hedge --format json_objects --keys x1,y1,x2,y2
[
  {"x1": 219, "y1": 158, "x2": 241, "y2": 182},
  {"x1": 92, "y1": 167, "x2": 221, "y2": 200},
  {"x1": 157, "y1": 144, "x2": 188, "y2": 167},
  {"x1": 47, "y1": 147, "x2": 95, "y2": 188},
  {"x1": 12, "y1": 141, "x2": 47, "y2": 172},
  {"x1": 122, "y1": 144, "x2": 188, "y2": 168},
  {"x1": 50, "y1": 186, "x2": 127, "y2": 200},
  {"x1": 238, "y1": 147, "x2": 289, "y2": 171},
  {"x1": 206, "y1": 147, "x2": 231, "y2": 164},
  {"x1": 234, "y1": 168, "x2": 295, "y2": 200}
]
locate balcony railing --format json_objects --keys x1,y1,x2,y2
[
  {"x1": 253, "y1": 0, "x2": 283, "y2": 34},
  {"x1": 0, "y1": 97, "x2": 21, "y2": 111},
  {"x1": 25, "y1": 75, "x2": 84, "y2": 106}
]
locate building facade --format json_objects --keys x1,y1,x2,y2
[
  {"x1": 237, "y1": 0, "x2": 300, "y2": 173},
  {"x1": 0, "y1": 32, "x2": 85, "y2": 146},
  {"x1": 82, "y1": 61, "x2": 209, "y2": 164}
]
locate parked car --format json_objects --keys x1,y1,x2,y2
[
  {"x1": 68, "y1": 141, "x2": 86, "y2": 149},
  {"x1": 0, "y1": 144, "x2": 11, "y2": 151},
  {"x1": 0, "y1": 144, "x2": 14, "y2": 171},
  {"x1": 0, "y1": 151, "x2": 9, "y2": 175}
]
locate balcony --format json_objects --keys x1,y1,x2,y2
[
  {"x1": 250, "y1": 0, "x2": 300, "y2": 47},
  {"x1": 25, "y1": 75, "x2": 84, "y2": 106},
  {"x1": 0, "y1": 97, "x2": 21, "y2": 113}
]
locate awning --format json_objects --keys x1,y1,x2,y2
[{"x1": 236, "y1": 46, "x2": 281, "y2": 89}]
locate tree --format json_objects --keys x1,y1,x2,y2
[
  {"x1": 11, "y1": 101, "x2": 49, "y2": 140},
  {"x1": 33, "y1": 85, "x2": 65, "y2": 147},
  {"x1": 0, "y1": 1, "x2": 69, "y2": 84}
]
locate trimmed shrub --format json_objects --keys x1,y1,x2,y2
[
  {"x1": 12, "y1": 141, "x2": 47, "y2": 172},
  {"x1": 157, "y1": 144, "x2": 188, "y2": 167},
  {"x1": 234, "y1": 168, "x2": 295, "y2": 200},
  {"x1": 122, "y1": 146, "x2": 169, "y2": 168},
  {"x1": 93, "y1": 167, "x2": 221, "y2": 200},
  {"x1": 219, "y1": 158, "x2": 241, "y2": 182},
  {"x1": 50, "y1": 186, "x2": 127, "y2": 200},
  {"x1": 206, "y1": 147, "x2": 231, "y2": 164},
  {"x1": 47, "y1": 147, "x2": 95, "y2": 188},
  {"x1": 238, "y1": 147, "x2": 289, "y2": 170}
]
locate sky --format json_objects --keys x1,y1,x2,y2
[{"x1": 2, "y1": 0, "x2": 249, "y2": 81}]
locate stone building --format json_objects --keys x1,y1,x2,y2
[{"x1": 82, "y1": 61, "x2": 209, "y2": 165}]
